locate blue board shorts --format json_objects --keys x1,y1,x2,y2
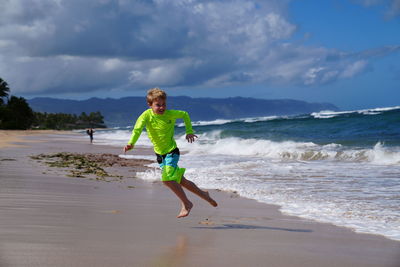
[{"x1": 156, "y1": 147, "x2": 185, "y2": 184}]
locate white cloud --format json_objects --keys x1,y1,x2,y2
[
  {"x1": 387, "y1": 0, "x2": 400, "y2": 17},
  {"x1": 129, "y1": 62, "x2": 185, "y2": 86},
  {"x1": 340, "y1": 60, "x2": 368, "y2": 78},
  {"x1": 102, "y1": 58, "x2": 124, "y2": 72},
  {"x1": 0, "y1": 0, "x2": 397, "y2": 96},
  {"x1": 265, "y1": 13, "x2": 295, "y2": 39},
  {"x1": 353, "y1": 0, "x2": 400, "y2": 18},
  {"x1": 304, "y1": 67, "x2": 325, "y2": 85}
]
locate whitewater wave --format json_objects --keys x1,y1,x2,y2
[
  {"x1": 177, "y1": 105, "x2": 400, "y2": 127},
  {"x1": 177, "y1": 115, "x2": 282, "y2": 127},
  {"x1": 311, "y1": 106, "x2": 400, "y2": 119},
  {"x1": 177, "y1": 132, "x2": 400, "y2": 165},
  {"x1": 89, "y1": 129, "x2": 152, "y2": 147}
]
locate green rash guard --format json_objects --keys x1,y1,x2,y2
[{"x1": 128, "y1": 109, "x2": 194, "y2": 155}]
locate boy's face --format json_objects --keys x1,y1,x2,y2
[{"x1": 149, "y1": 98, "x2": 166, "y2": 115}]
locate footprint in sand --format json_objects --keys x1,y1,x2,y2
[
  {"x1": 198, "y1": 218, "x2": 215, "y2": 225},
  {"x1": 100, "y1": 210, "x2": 121, "y2": 214}
]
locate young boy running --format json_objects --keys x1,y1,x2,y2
[{"x1": 124, "y1": 88, "x2": 217, "y2": 218}]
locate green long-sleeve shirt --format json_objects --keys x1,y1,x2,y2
[{"x1": 128, "y1": 109, "x2": 194, "y2": 155}]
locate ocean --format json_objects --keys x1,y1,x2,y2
[{"x1": 80, "y1": 106, "x2": 400, "y2": 241}]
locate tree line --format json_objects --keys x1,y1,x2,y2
[{"x1": 0, "y1": 78, "x2": 106, "y2": 130}]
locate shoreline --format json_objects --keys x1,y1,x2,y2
[{"x1": 0, "y1": 131, "x2": 399, "y2": 266}]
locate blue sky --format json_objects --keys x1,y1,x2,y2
[{"x1": 0, "y1": 0, "x2": 399, "y2": 110}]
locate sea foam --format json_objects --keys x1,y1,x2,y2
[
  {"x1": 311, "y1": 106, "x2": 400, "y2": 119},
  {"x1": 177, "y1": 132, "x2": 400, "y2": 165}
]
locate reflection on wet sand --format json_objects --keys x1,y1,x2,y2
[{"x1": 150, "y1": 235, "x2": 188, "y2": 267}]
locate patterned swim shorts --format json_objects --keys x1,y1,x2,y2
[{"x1": 156, "y1": 147, "x2": 185, "y2": 183}]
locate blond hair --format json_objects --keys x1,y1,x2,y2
[{"x1": 146, "y1": 88, "x2": 167, "y2": 105}]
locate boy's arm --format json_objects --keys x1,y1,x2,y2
[
  {"x1": 125, "y1": 112, "x2": 147, "y2": 151},
  {"x1": 177, "y1": 110, "x2": 194, "y2": 135},
  {"x1": 173, "y1": 110, "x2": 197, "y2": 143}
]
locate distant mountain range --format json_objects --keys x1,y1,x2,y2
[{"x1": 28, "y1": 96, "x2": 339, "y2": 127}]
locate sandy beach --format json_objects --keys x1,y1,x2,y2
[
  {"x1": 0, "y1": 131, "x2": 399, "y2": 267},
  {"x1": 0, "y1": 130, "x2": 76, "y2": 148}
]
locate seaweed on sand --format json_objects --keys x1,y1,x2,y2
[{"x1": 30, "y1": 152, "x2": 152, "y2": 181}]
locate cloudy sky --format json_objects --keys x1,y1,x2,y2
[{"x1": 1, "y1": 0, "x2": 399, "y2": 109}]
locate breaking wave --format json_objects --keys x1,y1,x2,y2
[{"x1": 177, "y1": 132, "x2": 400, "y2": 165}]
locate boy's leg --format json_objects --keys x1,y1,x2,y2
[
  {"x1": 163, "y1": 180, "x2": 193, "y2": 218},
  {"x1": 180, "y1": 177, "x2": 218, "y2": 207}
]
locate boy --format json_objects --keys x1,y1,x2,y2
[{"x1": 124, "y1": 88, "x2": 217, "y2": 218}]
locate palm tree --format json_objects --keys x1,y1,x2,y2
[{"x1": 0, "y1": 78, "x2": 10, "y2": 105}]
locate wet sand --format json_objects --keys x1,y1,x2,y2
[{"x1": 0, "y1": 131, "x2": 399, "y2": 267}]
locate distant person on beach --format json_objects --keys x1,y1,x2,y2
[
  {"x1": 86, "y1": 128, "x2": 94, "y2": 143},
  {"x1": 123, "y1": 88, "x2": 218, "y2": 218}
]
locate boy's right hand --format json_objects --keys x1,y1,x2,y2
[{"x1": 123, "y1": 144, "x2": 133, "y2": 153}]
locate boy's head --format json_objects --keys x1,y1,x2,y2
[
  {"x1": 146, "y1": 88, "x2": 166, "y2": 105},
  {"x1": 147, "y1": 88, "x2": 167, "y2": 115}
]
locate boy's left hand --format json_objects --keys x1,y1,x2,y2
[{"x1": 186, "y1": 134, "x2": 198, "y2": 143}]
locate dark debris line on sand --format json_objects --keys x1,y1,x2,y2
[{"x1": 30, "y1": 152, "x2": 153, "y2": 182}]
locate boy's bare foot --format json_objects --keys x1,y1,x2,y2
[
  {"x1": 177, "y1": 202, "x2": 193, "y2": 218},
  {"x1": 204, "y1": 191, "x2": 218, "y2": 207}
]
